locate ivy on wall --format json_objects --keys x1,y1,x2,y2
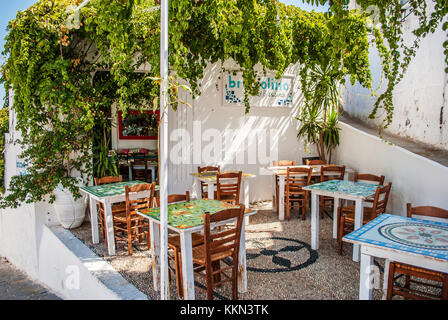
[{"x1": 0, "y1": 0, "x2": 446, "y2": 207}]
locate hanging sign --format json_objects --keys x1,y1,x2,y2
[{"x1": 222, "y1": 72, "x2": 293, "y2": 107}]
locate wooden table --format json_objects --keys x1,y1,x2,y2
[
  {"x1": 190, "y1": 171, "x2": 256, "y2": 208},
  {"x1": 80, "y1": 180, "x2": 158, "y2": 256},
  {"x1": 138, "y1": 199, "x2": 257, "y2": 300},
  {"x1": 303, "y1": 179, "x2": 381, "y2": 262},
  {"x1": 265, "y1": 165, "x2": 354, "y2": 221},
  {"x1": 343, "y1": 214, "x2": 448, "y2": 300}
]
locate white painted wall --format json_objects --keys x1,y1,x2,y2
[
  {"x1": 344, "y1": 1, "x2": 448, "y2": 151},
  {"x1": 166, "y1": 61, "x2": 313, "y2": 201},
  {"x1": 333, "y1": 121, "x2": 448, "y2": 216}
]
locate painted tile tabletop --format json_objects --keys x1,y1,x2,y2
[
  {"x1": 80, "y1": 180, "x2": 159, "y2": 198},
  {"x1": 303, "y1": 180, "x2": 380, "y2": 198},
  {"x1": 191, "y1": 171, "x2": 256, "y2": 181},
  {"x1": 139, "y1": 199, "x2": 240, "y2": 229},
  {"x1": 343, "y1": 214, "x2": 448, "y2": 261}
]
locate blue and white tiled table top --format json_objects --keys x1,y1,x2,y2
[
  {"x1": 343, "y1": 214, "x2": 448, "y2": 261},
  {"x1": 303, "y1": 179, "x2": 380, "y2": 199}
]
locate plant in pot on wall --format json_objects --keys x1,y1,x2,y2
[{"x1": 296, "y1": 64, "x2": 341, "y2": 163}]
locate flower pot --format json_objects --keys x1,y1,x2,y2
[{"x1": 53, "y1": 186, "x2": 87, "y2": 229}]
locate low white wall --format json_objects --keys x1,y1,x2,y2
[
  {"x1": 0, "y1": 205, "x2": 147, "y2": 300},
  {"x1": 334, "y1": 121, "x2": 448, "y2": 216}
]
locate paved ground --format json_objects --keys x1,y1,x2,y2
[{"x1": 0, "y1": 257, "x2": 61, "y2": 300}]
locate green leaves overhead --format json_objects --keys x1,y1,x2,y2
[{"x1": 1, "y1": 0, "x2": 446, "y2": 207}]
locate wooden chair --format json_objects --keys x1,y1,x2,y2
[
  {"x1": 319, "y1": 165, "x2": 346, "y2": 219},
  {"x1": 305, "y1": 159, "x2": 327, "y2": 165},
  {"x1": 216, "y1": 171, "x2": 242, "y2": 205},
  {"x1": 198, "y1": 165, "x2": 220, "y2": 198},
  {"x1": 386, "y1": 203, "x2": 448, "y2": 300},
  {"x1": 131, "y1": 152, "x2": 151, "y2": 182},
  {"x1": 337, "y1": 182, "x2": 392, "y2": 255},
  {"x1": 94, "y1": 175, "x2": 124, "y2": 244},
  {"x1": 285, "y1": 167, "x2": 312, "y2": 221},
  {"x1": 354, "y1": 173, "x2": 385, "y2": 204},
  {"x1": 273, "y1": 160, "x2": 296, "y2": 213},
  {"x1": 112, "y1": 182, "x2": 155, "y2": 255},
  {"x1": 117, "y1": 153, "x2": 130, "y2": 181},
  {"x1": 192, "y1": 205, "x2": 245, "y2": 300}
]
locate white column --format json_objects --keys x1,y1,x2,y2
[{"x1": 159, "y1": 0, "x2": 169, "y2": 300}]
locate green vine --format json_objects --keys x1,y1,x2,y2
[{"x1": 1, "y1": 0, "x2": 447, "y2": 208}]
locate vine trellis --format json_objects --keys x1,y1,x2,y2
[{"x1": 1, "y1": 0, "x2": 447, "y2": 207}]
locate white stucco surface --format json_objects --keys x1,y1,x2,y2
[
  {"x1": 344, "y1": 1, "x2": 448, "y2": 151},
  {"x1": 334, "y1": 121, "x2": 448, "y2": 216}
]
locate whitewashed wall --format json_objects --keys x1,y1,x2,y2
[
  {"x1": 345, "y1": 1, "x2": 448, "y2": 151},
  {"x1": 333, "y1": 121, "x2": 448, "y2": 216},
  {"x1": 166, "y1": 61, "x2": 313, "y2": 201}
]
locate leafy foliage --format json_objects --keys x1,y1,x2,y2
[{"x1": 1, "y1": 0, "x2": 446, "y2": 207}]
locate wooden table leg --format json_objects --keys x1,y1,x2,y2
[
  {"x1": 353, "y1": 199, "x2": 364, "y2": 262},
  {"x1": 180, "y1": 232, "x2": 195, "y2": 300},
  {"x1": 359, "y1": 251, "x2": 374, "y2": 300},
  {"x1": 104, "y1": 201, "x2": 116, "y2": 256},
  {"x1": 382, "y1": 258, "x2": 391, "y2": 300},
  {"x1": 311, "y1": 192, "x2": 319, "y2": 250},
  {"x1": 150, "y1": 220, "x2": 160, "y2": 291},
  {"x1": 89, "y1": 196, "x2": 100, "y2": 244}
]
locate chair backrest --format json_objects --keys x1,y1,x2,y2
[
  {"x1": 273, "y1": 160, "x2": 296, "y2": 166},
  {"x1": 406, "y1": 203, "x2": 448, "y2": 221},
  {"x1": 198, "y1": 165, "x2": 220, "y2": 174},
  {"x1": 216, "y1": 171, "x2": 242, "y2": 204},
  {"x1": 371, "y1": 182, "x2": 392, "y2": 216},
  {"x1": 306, "y1": 159, "x2": 327, "y2": 165},
  {"x1": 354, "y1": 173, "x2": 385, "y2": 185},
  {"x1": 320, "y1": 165, "x2": 346, "y2": 182},
  {"x1": 125, "y1": 182, "x2": 155, "y2": 217},
  {"x1": 154, "y1": 191, "x2": 190, "y2": 207},
  {"x1": 94, "y1": 175, "x2": 123, "y2": 186},
  {"x1": 202, "y1": 205, "x2": 245, "y2": 266},
  {"x1": 286, "y1": 167, "x2": 312, "y2": 193}
]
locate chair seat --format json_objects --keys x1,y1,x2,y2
[
  {"x1": 113, "y1": 212, "x2": 147, "y2": 223},
  {"x1": 168, "y1": 233, "x2": 203, "y2": 250},
  {"x1": 341, "y1": 207, "x2": 376, "y2": 224},
  {"x1": 192, "y1": 245, "x2": 233, "y2": 265}
]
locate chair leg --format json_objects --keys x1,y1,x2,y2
[
  {"x1": 127, "y1": 221, "x2": 133, "y2": 256},
  {"x1": 286, "y1": 198, "x2": 290, "y2": 221},
  {"x1": 319, "y1": 196, "x2": 324, "y2": 219},
  {"x1": 337, "y1": 211, "x2": 344, "y2": 255},
  {"x1": 206, "y1": 265, "x2": 214, "y2": 300},
  {"x1": 232, "y1": 256, "x2": 238, "y2": 300},
  {"x1": 147, "y1": 224, "x2": 151, "y2": 250},
  {"x1": 386, "y1": 262, "x2": 396, "y2": 300},
  {"x1": 301, "y1": 201, "x2": 306, "y2": 220},
  {"x1": 175, "y1": 250, "x2": 183, "y2": 298},
  {"x1": 442, "y1": 275, "x2": 448, "y2": 300}
]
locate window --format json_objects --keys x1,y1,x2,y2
[{"x1": 118, "y1": 110, "x2": 159, "y2": 140}]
